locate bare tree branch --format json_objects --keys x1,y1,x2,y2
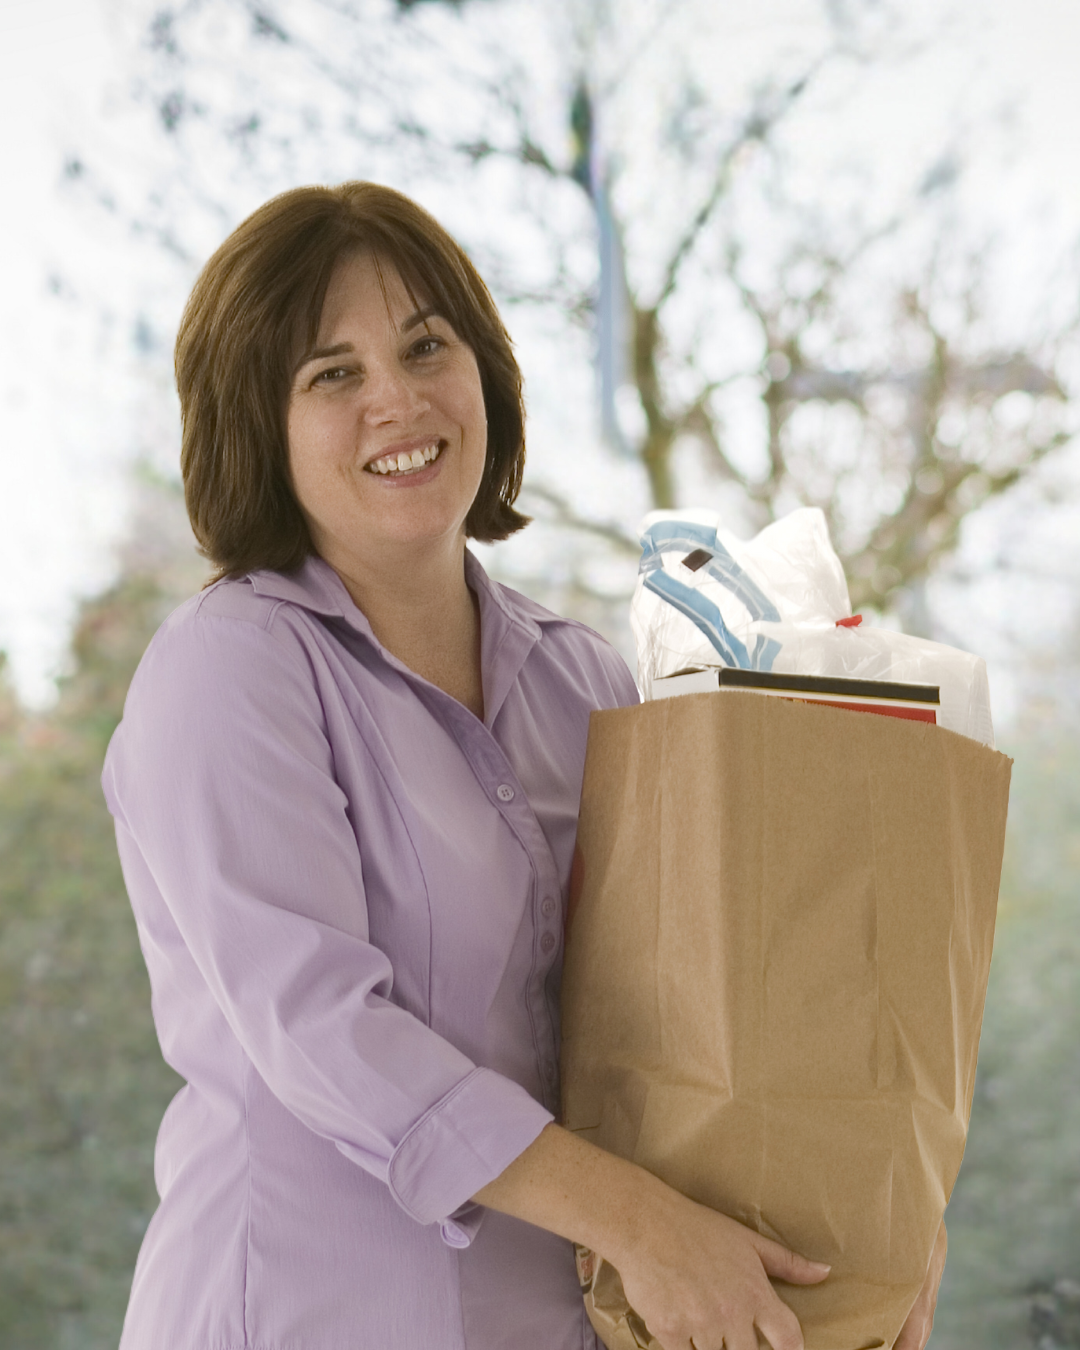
[
  {"x1": 653, "y1": 59, "x2": 828, "y2": 312},
  {"x1": 677, "y1": 385, "x2": 750, "y2": 489},
  {"x1": 517, "y1": 483, "x2": 640, "y2": 556}
]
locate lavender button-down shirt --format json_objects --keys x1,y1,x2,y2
[{"x1": 102, "y1": 551, "x2": 638, "y2": 1350}]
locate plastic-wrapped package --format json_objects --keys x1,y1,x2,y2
[{"x1": 631, "y1": 507, "x2": 994, "y2": 746}]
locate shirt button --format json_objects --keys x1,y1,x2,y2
[
  {"x1": 540, "y1": 932, "x2": 556, "y2": 955},
  {"x1": 496, "y1": 784, "x2": 515, "y2": 802},
  {"x1": 541, "y1": 896, "x2": 557, "y2": 919}
]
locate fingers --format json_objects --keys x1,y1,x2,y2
[
  {"x1": 688, "y1": 1312, "x2": 805, "y2": 1350},
  {"x1": 894, "y1": 1218, "x2": 948, "y2": 1350},
  {"x1": 892, "y1": 1304, "x2": 929, "y2": 1350},
  {"x1": 723, "y1": 1329, "x2": 764, "y2": 1350},
  {"x1": 755, "y1": 1236, "x2": 831, "y2": 1287},
  {"x1": 688, "y1": 1333, "x2": 758, "y2": 1350},
  {"x1": 755, "y1": 1297, "x2": 807, "y2": 1350},
  {"x1": 615, "y1": 1196, "x2": 821, "y2": 1350}
]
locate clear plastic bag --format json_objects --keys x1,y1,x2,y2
[{"x1": 631, "y1": 507, "x2": 994, "y2": 746}]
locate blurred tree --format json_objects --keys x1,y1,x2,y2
[
  {"x1": 69, "y1": 0, "x2": 1079, "y2": 628},
  {"x1": 0, "y1": 479, "x2": 200, "y2": 1347}
]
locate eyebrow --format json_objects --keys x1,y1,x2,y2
[
  {"x1": 295, "y1": 307, "x2": 445, "y2": 373},
  {"x1": 403, "y1": 305, "x2": 441, "y2": 331}
]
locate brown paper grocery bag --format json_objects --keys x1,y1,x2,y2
[{"x1": 561, "y1": 691, "x2": 1011, "y2": 1350}]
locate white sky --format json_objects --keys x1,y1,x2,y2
[
  {"x1": 0, "y1": 0, "x2": 128, "y2": 702},
  {"x1": 2, "y1": 0, "x2": 1080, "y2": 712}
]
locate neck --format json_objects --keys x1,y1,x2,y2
[{"x1": 326, "y1": 536, "x2": 485, "y2": 719}]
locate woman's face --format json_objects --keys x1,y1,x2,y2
[{"x1": 286, "y1": 251, "x2": 488, "y2": 578}]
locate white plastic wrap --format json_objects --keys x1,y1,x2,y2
[{"x1": 631, "y1": 507, "x2": 994, "y2": 747}]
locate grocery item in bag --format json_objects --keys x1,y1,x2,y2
[
  {"x1": 631, "y1": 507, "x2": 993, "y2": 746},
  {"x1": 653, "y1": 665, "x2": 942, "y2": 725}
]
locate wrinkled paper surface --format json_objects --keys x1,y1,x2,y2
[{"x1": 561, "y1": 692, "x2": 1011, "y2": 1350}]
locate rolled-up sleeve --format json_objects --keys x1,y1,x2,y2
[{"x1": 102, "y1": 609, "x2": 552, "y2": 1239}]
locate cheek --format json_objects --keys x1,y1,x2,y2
[
  {"x1": 443, "y1": 354, "x2": 487, "y2": 430},
  {"x1": 284, "y1": 405, "x2": 338, "y2": 514},
  {"x1": 287, "y1": 403, "x2": 346, "y2": 481},
  {"x1": 458, "y1": 371, "x2": 488, "y2": 446},
  {"x1": 284, "y1": 414, "x2": 314, "y2": 502},
  {"x1": 284, "y1": 408, "x2": 303, "y2": 486}
]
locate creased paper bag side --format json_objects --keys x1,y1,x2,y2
[{"x1": 560, "y1": 693, "x2": 1010, "y2": 1350}]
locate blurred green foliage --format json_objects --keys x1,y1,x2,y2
[
  {"x1": 0, "y1": 577, "x2": 184, "y2": 1350},
  {"x1": 0, "y1": 562, "x2": 1077, "y2": 1348},
  {"x1": 933, "y1": 706, "x2": 1080, "y2": 1350}
]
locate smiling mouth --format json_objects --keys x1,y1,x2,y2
[{"x1": 365, "y1": 441, "x2": 443, "y2": 476}]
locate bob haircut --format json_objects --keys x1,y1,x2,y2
[{"x1": 176, "y1": 181, "x2": 529, "y2": 581}]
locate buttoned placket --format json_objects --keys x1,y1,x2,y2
[
  {"x1": 252, "y1": 555, "x2": 570, "y2": 1115},
  {"x1": 419, "y1": 686, "x2": 566, "y2": 1115}
]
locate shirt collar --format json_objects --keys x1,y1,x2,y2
[
  {"x1": 464, "y1": 548, "x2": 542, "y2": 642},
  {"x1": 247, "y1": 555, "x2": 352, "y2": 618},
  {"x1": 246, "y1": 552, "x2": 545, "y2": 727},
  {"x1": 245, "y1": 551, "x2": 543, "y2": 646}
]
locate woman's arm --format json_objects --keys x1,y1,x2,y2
[
  {"x1": 474, "y1": 1122, "x2": 830, "y2": 1350},
  {"x1": 104, "y1": 605, "x2": 556, "y2": 1232}
]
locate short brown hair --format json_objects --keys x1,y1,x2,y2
[{"x1": 176, "y1": 182, "x2": 529, "y2": 581}]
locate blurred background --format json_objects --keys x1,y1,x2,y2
[{"x1": 0, "y1": 0, "x2": 1078, "y2": 1345}]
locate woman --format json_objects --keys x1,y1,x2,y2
[{"x1": 103, "y1": 182, "x2": 944, "y2": 1350}]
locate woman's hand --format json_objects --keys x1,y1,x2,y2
[
  {"x1": 474, "y1": 1123, "x2": 830, "y2": 1350},
  {"x1": 611, "y1": 1183, "x2": 831, "y2": 1350},
  {"x1": 893, "y1": 1220, "x2": 947, "y2": 1350}
]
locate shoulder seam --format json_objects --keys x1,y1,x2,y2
[{"x1": 189, "y1": 586, "x2": 295, "y2": 635}]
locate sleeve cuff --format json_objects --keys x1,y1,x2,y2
[
  {"x1": 439, "y1": 1200, "x2": 486, "y2": 1249},
  {"x1": 387, "y1": 1066, "x2": 553, "y2": 1240}
]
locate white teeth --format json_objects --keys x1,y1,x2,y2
[{"x1": 368, "y1": 442, "x2": 441, "y2": 475}]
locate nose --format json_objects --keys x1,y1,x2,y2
[{"x1": 361, "y1": 360, "x2": 429, "y2": 424}]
